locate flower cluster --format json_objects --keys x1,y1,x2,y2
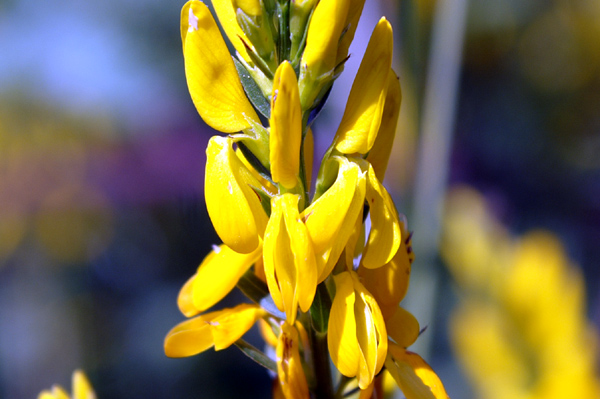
[
  {"x1": 442, "y1": 186, "x2": 600, "y2": 399},
  {"x1": 165, "y1": 0, "x2": 449, "y2": 398}
]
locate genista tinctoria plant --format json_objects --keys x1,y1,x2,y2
[{"x1": 164, "y1": 1, "x2": 450, "y2": 398}]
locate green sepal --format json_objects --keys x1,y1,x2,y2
[
  {"x1": 237, "y1": 140, "x2": 273, "y2": 183},
  {"x1": 309, "y1": 281, "x2": 332, "y2": 333},
  {"x1": 313, "y1": 153, "x2": 338, "y2": 201},
  {"x1": 233, "y1": 58, "x2": 271, "y2": 118},
  {"x1": 235, "y1": 339, "x2": 278, "y2": 372}
]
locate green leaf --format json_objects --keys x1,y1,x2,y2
[
  {"x1": 235, "y1": 339, "x2": 278, "y2": 372},
  {"x1": 233, "y1": 58, "x2": 272, "y2": 118},
  {"x1": 310, "y1": 281, "x2": 332, "y2": 333}
]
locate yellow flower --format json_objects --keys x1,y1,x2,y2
[
  {"x1": 177, "y1": 243, "x2": 263, "y2": 317},
  {"x1": 164, "y1": 303, "x2": 266, "y2": 358},
  {"x1": 38, "y1": 370, "x2": 96, "y2": 399},
  {"x1": 303, "y1": 157, "x2": 366, "y2": 281},
  {"x1": 276, "y1": 322, "x2": 310, "y2": 399},
  {"x1": 359, "y1": 159, "x2": 401, "y2": 269},
  {"x1": 204, "y1": 135, "x2": 269, "y2": 253},
  {"x1": 328, "y1": 271, "x2": 387, "y2": 389},
  {"x1": 263, "y1": 193, "x2": 317, "y2": 324},
  {"x1": 333, "y1": 18, "x2": 393, "y2": 155},
  {"x1": 270, "y1": 61, "x2": 302, "y2": 189},
  {"x1": 181, "y1": 1, "x2": 259, "y2": 133},
  {"x1": 386, "y1": 343, "x2": 450, "y2": 399},
  {"x1": 359, "y1": 216, "x2": 413, "y2": 319}
]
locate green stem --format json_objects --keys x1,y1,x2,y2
[{"x1": 309, "y1": 329, "x2": 335, "y2": 399}]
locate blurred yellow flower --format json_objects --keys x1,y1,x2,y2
[
  {"x1": 442, "y1": 186, "x2": 600, "y2": 399},
  {"x1": 37, "y1": 370, "x2": 96, "y2": 399}
]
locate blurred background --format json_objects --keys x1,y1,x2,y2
[{"x1": 1, "y1": 0, "x2": 599, "y2": 398}]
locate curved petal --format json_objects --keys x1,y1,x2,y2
[
  {"x1": 361, "y1": 162, "x2": 401, "y2": 269},
  {"x1": 270, "y1": 62, "x2": 302, "y2": 189},
  {"x1": 328, "y1": 272, "x2": 361, "y2": 378},
  {"x1": 193, "y1": 244, "x2": 263, "y2": 312},
  {"x1": 352, "y1": 273, "x2": 388, "y2": 388},
  {"x1": 303, "y1": 158, "x2": 366, "y2": 281},
  {"x1": 386, "y1": 345, "x2": 450, "y2": 399},
  {"x1": 164, "y1": 311, "x2": 221, "y2": 358},
  {"x1": 211, "y1": 304, "x2": 266, "y2": 350},
  {"x1": 178, "y1": 272, "x2": 199, "y2": 317},
  {"x1": 334, "y1": 18, "x2": 393, "y2": 154},
  {"x1": 386, "y1": 307, "x2": 420, "y2": 348},
  {"x1": 205, "y1": 136, "x2": 268, "y2": 253},
  {"x1": 183, "y1": 1, "x2": 259, "y2": 132},
  {"x1": 276, "y1": 323, "x2": 310, "y2": 399},
  {"x1": 366, "y1": 71, "x2": 402, "y2": 181}
]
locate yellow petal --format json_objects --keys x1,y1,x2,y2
[
  {"x1": 263, "y1": 194, "x2": 317, "y2": 323},
  {"x1": 205, "y1": 136, "x2": 268, "y2": 253},
  {"x1": 193, "y1": 244, "x2": 263, "y2": 313},
  {"x1": 164, "y1": 311, "x2": 221, "y2": 357},
  {"x1": 354, "y1": 288, "x2": 378, "y2": 388},
  {"x1": 328, "y1": 272, "x2": 361, "y2": 378},
  {"x1": 361, "y1": 162, "x2": 401, "y2": 269},
  {"x1": 276, "y1": 323, "x2": 310, "y2": 399},
  {"x1": 366, "y1": 71, "x2": 402, "y2": 181},
  {"x1": 301, "y1": 0, "x2": 350, "y2": 77},
  {"x1": 335, "y1": 0, "x2": 367, "y2": 65},
  {"x1": 259, "y1": 318, "x2": 279, "y2": 348},
  {"x1": 303, "y1": 158, "x2": 366, "y2": 281},
  {"x1": 178, "y1": 272, "x2": 199, "y2": 317},
  {"x1": 386, "y1": 345, "x2": 450, "y2": 399},
  {"x1": 352, "y1": 273, "x2": 388, "y2": 388},
  {"x1": 386, "y1": 307, "x2": 420, "y2": 348},
  {"x1": 211, "y1": 0, "x2": 253, "y2": 61},
  {"x1": 270, "y1": 62, "x2": 302, "y2": 189},
  {"x1": 72, "y1": 370, "x2": 95, "y2": 399},
  {"x1": 334, "y1": 18, "x2": 393, "y2": 154},
  {"x1": 183, "y1": 1, "x2": 259, "y2": 132},
  {"x1": 358, "y1": 218, "x2": 412, "y2": 319},
  {"x1": 211, "y1": 304, "x2": 266, "y2": 350}
]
